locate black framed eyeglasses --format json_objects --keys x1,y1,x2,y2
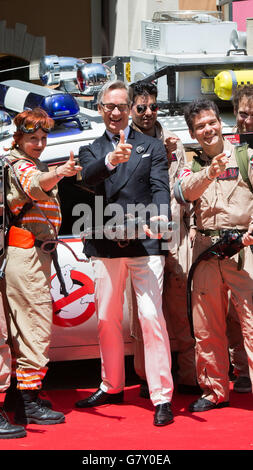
[
  {"x1": 135, "y1": 103, "x2": 159, "y2": 114},
  {"x1": 100, "y1": 103, "x2": 130, "y2": 112}
]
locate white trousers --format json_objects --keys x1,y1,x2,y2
[{"x1": 91, "y1": 255, "x2": 174, "y2": 406}]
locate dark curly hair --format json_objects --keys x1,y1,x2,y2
[
  {"x1": 184, "y1": 99, "x2": 220, "y2": 133},
  {"x1": 232, "y1": 84, "x2": 253, "y2": 114},
  {"x1": 129, "y1": 81, "x2": 158, "y2": 104}
]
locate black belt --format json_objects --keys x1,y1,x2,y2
[
  {"x1": 199, "y1": 229, "x2": 246, "y2": 237},
  {"x1": 199, "y1": 229, "x2": 247, "y2": 270}
]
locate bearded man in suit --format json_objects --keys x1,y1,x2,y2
[{"x1": 75, "y1": 80, "x2": 174, "y2": 426}]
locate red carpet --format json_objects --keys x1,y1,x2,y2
[{"x1": 0, "y1": 382, "x2": 252, "y2": 456}]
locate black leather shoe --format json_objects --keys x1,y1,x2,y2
[
  {"x1": 154, "y1": 403, "x2": 174, "y2": 426},
  {"x1": 0, "y1": 410, "x2": 26, "y2": 439},
  {"x1": 189, "y1": 397, "x2": 230, "y2": 412},
  {"x1": 75, "y1": 388, "x2": 124, "y2": 408}
]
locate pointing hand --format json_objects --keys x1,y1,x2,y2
[{"x1": 108, "y1": 130, "x2": 132, "y2": 166}]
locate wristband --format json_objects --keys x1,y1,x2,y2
[{"x1": 54, "y1": 167, "x2": 63, "y2": 180}]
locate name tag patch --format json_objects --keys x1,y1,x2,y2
[{"x1": 217, "y1": 167, "x2": 239, "y2": 180}]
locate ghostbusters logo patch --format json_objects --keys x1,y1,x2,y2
[
  {"x1": 217, "y1": 168, "x2": 239, "y2": 181},
  {"x1": 179, "y1": 168, "x2": 191, "y2": 180},
  {"x1": 18, "y1": 162, "x2": 35, "y2": 171}
]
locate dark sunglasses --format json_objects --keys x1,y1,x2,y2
[
  {"x1": 18, "y1": 122, "x2": 53, "y2": 134},
  {"x1": 135, "y1": 103, "x2": 159, "y2": 114}
]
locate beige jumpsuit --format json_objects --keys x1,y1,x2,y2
[
  {"x1": 131, "y1": 121, "x2": 197, "y2": 386},
  {"x1": 4, "y1": 148, "x2": 61, "y2": 390},
  {"x1": 180, "y1": 139, "x2": 253, "y2": 403}
]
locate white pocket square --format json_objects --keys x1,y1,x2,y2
[{"x1": 142, "y1": 153, "x2": 150, "y2": 158}]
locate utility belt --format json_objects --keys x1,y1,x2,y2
[
  {"x1": 199, "y1": 228, "x2": 247, "y2": 238},
  {"x1": 199, "y1": 228, "x2": 247, "y2": 269},
  {"x1": 199, "y1": 228, "x2": 247, "y2": 244},
  {"x1": 7, "y1": 226, "x2": 56, "y2": 252},
  {"x1": 7, "y1": 225, "x2": 68, "y2": 297}
]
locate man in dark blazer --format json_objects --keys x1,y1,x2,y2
[{"x1": 75, "y1": 80, "x2": 174, "y2": 426}]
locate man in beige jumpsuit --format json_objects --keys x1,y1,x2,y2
[
  {"x1": 225, "y1": 85, "x2": 253, "y2": 393},
  {"x1": 129, "y1": 82, "x2": 200, "y2": 396},
  {"x1": 176, "y1": 99, "x2": 253, "y2": 411}
]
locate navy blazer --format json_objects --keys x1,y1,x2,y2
[{"x1": 78, "y1": 127, "x2": 171, "y2": 258}]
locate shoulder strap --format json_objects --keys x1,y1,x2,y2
[
  {"x1": 5, "y1": 157, "x2": 35, "y2": 204},
  {"x1": 234, "y1": 143, "x2": 253, "y2": 194},
  {"x1": 8, "y1": 155, "x2": 36, "y2": 167},
  {"x1": 191, "y1": 155, "x2": 206, "y2": 173},
  {"x1": 3, "y1": 159, "x2": 35, "y2": 228}
]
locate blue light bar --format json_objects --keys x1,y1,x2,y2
[
  {"x1": 41, "y1": 94, "x2": 80, "y2": 119},
  {"x1": 0, "y1": 80, "x2": 80, "y2": 120}
]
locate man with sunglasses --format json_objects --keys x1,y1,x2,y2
[
  {"x1": 129, "y1": 82, "x2": 200, "y2": 399},
  {"x1": 76, "y1": 80, "x2": 174, "y2": 427}
]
